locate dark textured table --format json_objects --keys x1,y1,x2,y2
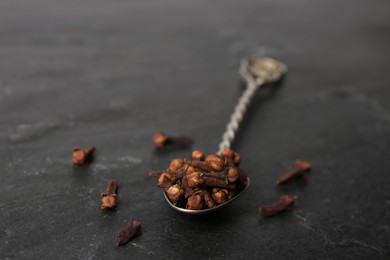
[{"x1": 1, "y1": 1, "x2": 390, "y2": 259}]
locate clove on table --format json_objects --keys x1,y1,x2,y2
[
  {"x1": 152, "y1": 131, "x2": 193, "y2": 150},
  {"x1": 72, "y1": 147, "x2": 96, "y2": 165},
  {"x1": 101, "y1": 180, "x2": 118, "y2": 209},
  {"x1": 276, "y1": 160, "x2": 311, "y2": 185},
  {"x1": 258, "y1": 195, "x2": 295, "y2": 217},
  {"x1": 115, "y1": 219, "x2": 142, "y2": 246}
]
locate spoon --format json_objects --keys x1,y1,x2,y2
[{"x1": 164, "y1": 57, "x2": 288, "y2": 214}]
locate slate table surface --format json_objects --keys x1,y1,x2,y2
[{"x1": 1, "y1": 0, "x2": 390, "y2": 259}]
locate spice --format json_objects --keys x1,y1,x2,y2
[
  {"x1": 169, "y1": 158, "x2": 186, "y2": 171},
  {"x1": 220, "y1": 148, "x2": 240, "y2": 166},
  {"x1": 186, "y1": 172, "x2": 204, "y2": 188},
  {"x1": 204, "y1": 154, "x2": 225, "y2": 172},
  {"x1": 115, "y1": 219, "x2": 142, "y2": 246},
  {"x1": 72, "y1": 147, "x2": 95, "y2": 165},
  {"x1": 276, "y1": 160, "x2": 311, "y2": 185},
  {"x1": 186, "y1": 194, "x2": 203, "y2": 210},
  {"x1": 188, "y1": 160, "x2": 213, "y2": 172},
  {"x1": 157, "y1": 173, "x2": 177, "y2": 190},
  {"x1": 201, "y1": 189, "x2": 215, "y2": 208},
  {"x1": 211, "y1": 189, "x2": 228, "y2": 204},
  {"x1": 258, "y1": 195, "x2": 295, "y2": 217},
  {"x1": 227, "y1": 167, "x2": 239, "y2": 183},
  {"x1": 101, "y1": 180, "x2": 118, "y2": 209},
  {"x1": 166, "y1": 184, "x2": 185, "y2": 205},
  {"x1": 191, "y1": 150, "x2": 205, "y2": 161},
  {"x1": 152, "y1": 131, "x2": 193, "y2": 150},
  {"x1": 150, "y1": 149, "x2": 248, "y2": 210}
]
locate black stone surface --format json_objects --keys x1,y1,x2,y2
[{"x1": 1, "y1": 0, "x2": 390, "y2": 259}]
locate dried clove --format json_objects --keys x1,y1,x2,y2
[
  {"x1": 115, "y1": 219, "x2": 142, "y2": 246},
  {"x1": 72, "y1": 147, "x2": 95, "y2": 165},
  {"x1": 166, "y1": 184, "x2": 185, "y2": 205},
  {"x1": 186, "y1": 194, "x2": 203, "y2": 210},
  {"x1": 202, "y1": 169, "x2": 227, "y2": 180},
  {"x1": 211, "y1": 189, "x2": 228, "y2": 204},
  {"x1": 169, "y1": 158, "x2": 186, "y2": 171},
  {"x1": 101, "y1": 180, "x2": 118, "y2": 209},
  {"x1": 186, "y1": 172, "x2": 204, "y2": 188},
  {"x1": 276, "y1": 160, "x2": 311, "y2": 185},
  {"x1": 181, "y1": 174, "x2": 195, "y2": 197},
  {"x1": 191, "y1": 150, "x2": 205, "y2": 161},
  {"x1": 150, "y1": 149, "x2": 248, "y2": 210},
  {"x1": 227, "y1": 167, "x2": 239, "y2": 183},
  {"x1": 204, "y1": 154, "x2": 225, "y2": 172},
  {"x1": 203, "y1": 176, "x2": 228, "y2": 188},
  {"x1": 220, "y1": 148, "x2": 234, "y2": 159},
  {"x1": 201, "y1": 189, "x2": 215, "y2": 208},
  {"x1": 220, "y1": 148, "x2": 240, "y2": 166},
  {"x1": 152, "y1": 131, "x2": 193, "y2": 150},
  {"x1": 187, "y1": 160, "x2": 213, "y2": 173},
  {"x1": 157, "y1": 173, "x2": 176, "y2": 190},
  {"x1": 258, "y1": 195, "x2": 295, "y2": 217}
]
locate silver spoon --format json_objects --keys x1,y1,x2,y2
[{"x1": 164, "y1": 57, "x2": 288, "y2": 214}]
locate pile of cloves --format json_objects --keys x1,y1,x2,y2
[{"x1": 150, "y1": 148, "x2": 248, "y2": 210}]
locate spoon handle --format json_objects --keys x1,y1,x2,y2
[{"x1": 217, "y1": 65, "x2": 264, "y2": 153}]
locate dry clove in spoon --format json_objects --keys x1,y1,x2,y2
[{"x1": 150, "y1": 57, "x2": 287, "y2": 214}]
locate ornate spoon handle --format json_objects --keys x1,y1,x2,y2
[{"x1": 218, "y1": 58, "x2": 287, "y2": 153}]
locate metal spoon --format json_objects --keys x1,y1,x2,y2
[{"x1": 164, "y1": 57, "x2": 288, "y2": 215}]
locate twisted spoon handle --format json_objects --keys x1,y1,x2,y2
[
  {"x1": 217, "y1": 57, "x2": 287, "y2": 154},
  {"x1": 217, "y1": 78, "x2": 264, "y2": 154}
]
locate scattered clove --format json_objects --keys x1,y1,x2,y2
[
  {"x1": 152, "y1": 131, "x2": 193, "y2": 150},
  {"x1": 115, "y1": 219, "x2": 142, "y2": 246},
  {"x1": 101, "y1": 180, "x2": 118, "y2": 209},
  {"x1": 276, "y1": 160, "x2": 311, "y2": 185},
  {"x1": 258, "y1": 195, "x2": 295, "y2": 217},
  {"x1": 72, "y1": 147, "x2": 96, "y2": 165},
  {"x1": 150, "y1": 149, "x2": 248, "y2": 210}
]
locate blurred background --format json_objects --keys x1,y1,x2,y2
[{"x1": 0, "y1": 0, "x2": 389, "y2": 259}]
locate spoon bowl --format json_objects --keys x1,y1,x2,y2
[{"x1": 163, "y1": 177, "x2": 250, "y2": 215}]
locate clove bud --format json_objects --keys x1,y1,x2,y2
[
  {"x1": 191, "y1": 150, "x2": 205, "y2": 161},
  {"x1": 186, "y1": 172, "x2": 204, "y2": 188},
  {"x1": 166, "y1": 184, "x2": 185, "y2": 205},
  {"x1": 186, "y1": 194, "x2": 203, "y2": 210},
  {"x1": 169, "y1": 158, "x2": 186, "y2": 171},
  {"x1": 258, "y1": 195, "x2": 295, "y2": 217},
  {"x1": 212, "y1": 189, "x2": 228, "y2": 204},
  {"x1": 101, "y1": 180, "x2": 118, "y2": 209},
  {"x1": 276, "y1": 160, "x2": 311, "y2": 185},
  {"x1": 72, "y1": 147, "x2": 95, "y2": 165},
  {"x1": 115, "y1": 219, "x2": 142, "y2": 246},
  {"x1": 205, "y1": 154, "x2": 225, "y2": 172},
  {"x1": 152, "y1": 131, "x2": 193, "y2": 150}
]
